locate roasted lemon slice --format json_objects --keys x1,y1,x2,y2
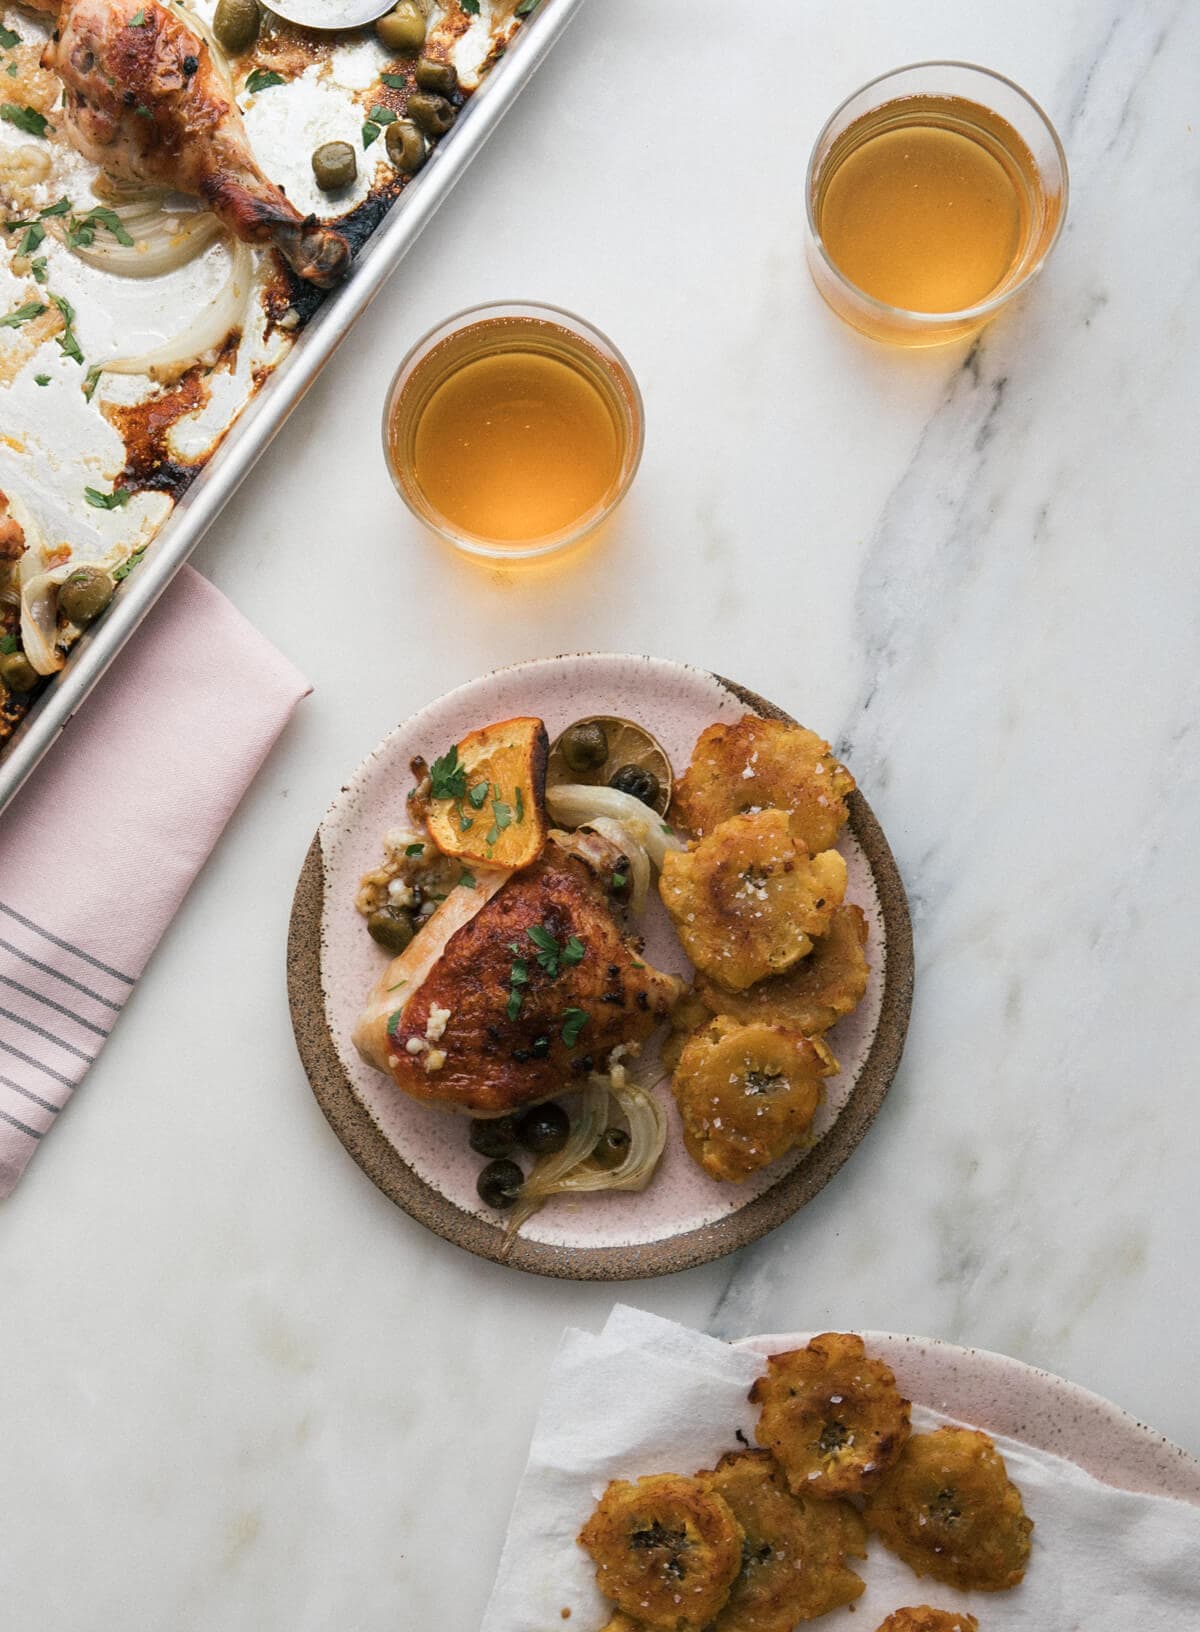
[{"x1": 548, "y1": 716, "x2": 673, "y2": 817}]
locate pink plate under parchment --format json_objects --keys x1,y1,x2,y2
[
  {"x1": 739, "y1": 1331, "x2": 1200, "y2": 1503},
  {"x1": 286, "y1": 654, "x2": 914, "y2": 1279}
]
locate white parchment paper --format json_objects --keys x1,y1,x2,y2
[{"x1": 482, "y1": 1307, "x2": 1200, "y2": 1632}]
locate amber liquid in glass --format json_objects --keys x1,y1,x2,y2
[
  {"x1": 814, "y1": 94, "x2": 1051, "y2": 314},
  {"x1": 390, "y1": 318, "x2": 632, "y2": 549}
]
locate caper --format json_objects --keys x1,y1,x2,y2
[
  {"x1": 212, "y1": 0, "x2": 261, "y2": 54},
  {"x1": 385, "y1": 119, "x2": 426, "y2": 175},
  {"x1": 591, "y1": 1126, "x2": 631, "y2": 1171},
  {"x1": 57, "y1": 565, "x2": 114, "y2": 627},
  {"x1": 469, "y1": 1114, "x2": 519, "y2": 1159},
  {"x1": 609, "y1": 763, "x2": 661, "y2": 807},
  {"x1": 516, "y1": 1101, "x2": 570, "y2": 1155},
  {"x1": 375, "y1": 1, "x2": 426, "y2": 53},
  {"x1": 311, "y1": 140, "x2": 357, "y2": 193},
  {"x1": 414, "y1": 55, "x2": 457, "y2": 96},
  {"x1": 0, "y1": 650, "x2": 38, "y2": 693},
  {"x1": 366, "y1": 905, "x2": 415, "y2": 954},
  {"x1": 407, "y1": 91, "x2": 455, "y2": 136},
  {"x1": 476, "y1": 1158, "x2": 524, "y2": 1210},
  {"x1": 561, "y1": 719, "x2": 609, "y2": 773}
]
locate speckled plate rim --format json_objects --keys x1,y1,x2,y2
[
  {"x1": 738, "y1": 1330, "x2": 1200, "y2": 1503},
  {"x1": 286, "y1": 655, "x2": 914, "y2": 1280}
]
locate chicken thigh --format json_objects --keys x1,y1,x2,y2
[
  {"x1": 35, "y1": 0, "x2": 349, "y2": 285},
  {"x1": 355, "y1": 849, "x2": 685, "y2": 1118}
]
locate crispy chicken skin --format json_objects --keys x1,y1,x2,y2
[
  {"x1": 355, "y1": 850, "x2": 684, "y2": 1118},
  {"x1": 37, "y1": 0, "x2": 349, "y2": 286}
]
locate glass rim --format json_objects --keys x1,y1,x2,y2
[
  {"x1": 804, "y1": 60, "x2": 1070, "y2": 328},
  {"x1": 381, "y1": 299, "x2": 645, "y2": 561}
]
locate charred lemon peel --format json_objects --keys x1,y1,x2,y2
[
  {"x1": 672, "y1": 715, "x2": 855, "y2": 854},
  {"x1": 864, "y1": 1426, "x2": 1032, "y2": 1592},
  {"x1": 698, "y1": 1450, "x2": 867, "y2": 1630},
  {"x1": 874, "y1": 1610, "x2": 981, "y2": 1632},
  {"x1": 751, "y1": 1332, "x2": 912, "y2": 1498},
  {"x1": 659, "y1": 810, "x2": 847, "y2": 993},
  {"x1": 578, "y1": 1473, "x2": 744, "y2": 1631},
  {"x1": 672, "y1": 1019, "x2": 836, "y2": 1183}
]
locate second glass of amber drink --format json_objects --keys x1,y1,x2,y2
[
  {"x1": 384, "y1": 302, "x2": 644, "y2": 560},
  {"x1": 806, "y1": 63, "x2": 1068, "y2": 346}
]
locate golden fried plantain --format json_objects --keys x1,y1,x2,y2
[
  {"x1": 672, "y1": 1020, "x2": 836, "y2": 1183},
  {"x1": 578, "y1": 1473, "x2": 744, "y2": 1631},
  {"x1": 696, "y1": 903, "x2": 869, "y2": 1035},
  {"x1": 875, "y1": 1611, "x2": 980, "y2": 1632},
  {"x1": 659, "y1": 811, "x2": 847, "y2": 993},
  {"x1": 864, "y1": 1426, "x2": 1032, "y2": 1592},
  {"x1": 673, "y1": 716, "x2": 854, "y2": 853},
  {"x1": 751, "y1": 1332, "x2": 912, "y2": 1498},
  {"x1": 699, "y1": 1450, "x2": 867, "y2": 1629}
]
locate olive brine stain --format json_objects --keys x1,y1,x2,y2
[
  {"x1": 814, "y1": 94, "x2": 1044, "y2": 313},
  {"x1": 392, "y1": 318, "x2": 626, "y2": 548}
]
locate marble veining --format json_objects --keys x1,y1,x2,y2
[{"x1": 1, "y1": 0, "x2": 1197, "y2": 1627}]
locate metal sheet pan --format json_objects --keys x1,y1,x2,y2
[{"x1": 0, "y1": 0, "x2": 587, "y2": 817}]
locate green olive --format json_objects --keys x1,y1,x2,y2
[
  {"x1": 516, "y1": 1101, "x2": 570, "y2": 1155},
  {"x1": 610, "y1": 764, "x2": 661, "y2": 807},
  {"x1": 469, "y1": 1115, "x2": 519, "y2": 1159},
  {"x1": 212, "y1": 0, "x2": 261, "y2": 54},
  {"x1": 477, "y1": 1158, "x2": 524, "y2": 1210},
  {"x1": 375, "y1": 1, "x2": 426, "y2": 53},
  {"x1": 311, "y1": 140, "x2": 357, "y2": 193},
  {"x1": 407, "y1": 91, "x2": 455, "y2": 137},
  {"x1": 590, "y1": 1126, "x2": 631, "y2": 1171},
  {"x1": 561, "y1": 720, "x2": 609, "y2": 773},
  {"x1": 57, "y1": 565, "x2": 115, "y2": 627},
  {"x1": 385, "y1": 118, "x2": 426, "y2": 174},
  {"x1": 0, "y1": 650, "x2": 38, "y2": 693},
  {"x1": 367, "y1": 905, "x2": 415, "y2": 954},
  {"x1": 414, "y1": 56, "x2": 457, "y2": 96}
]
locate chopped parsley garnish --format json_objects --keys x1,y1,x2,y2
[
  {"x1": 506, "y1": 954, "x2": 529, "y2": 1021},
  {"x1": 16, "y1": 221, "x2": 43, "y2": 256},
  {"x1": 34, "y1": 372, "x2": 49, "y2": 385},
  {"x1": 129, "y1": 8, "x2": 147, "y2": 23},
  {"x1": 5, "y1": 64, "x2": 16, "y2": 78},
  {"x1": 0, "y1": 633, "x2": 18, "y2": 654},
  {"x1": 84, "y1": 485, "x2": 131, "y2": 510},
  {"x1": 514, "y1": 786, "x2": 525, "y2": 823},
  {"x1": 381, "y1": 73, "x2": 407, "y2": 90},
  {"x1": 112, "y1": 545, "x2": 146, "y2": 581},
  {"x1": 404, "y1": 842, "x2": 425, "y2": 857},
  {"x1": 245, "y1": 68, "x2": 285, "y2": 94},
  {"x1": 29, "y1": 256, "x2": 47, "y2": 284},
  {"x1": 39, "y1": 197, "x2": 71, "y2": 217},
  {"x1": 367, "y1": 105, "x2": 397, "y2": 125},
  {"x1": 66, "y1": 206, "x2": 134, "y2": 250},
  {"x1": 515, "y1": 0, "x2": 541, "y2": 13},
  {"x1": 429, "y1": 744, "x2": 468, "y2": 802},
  {"x1": 82, "y1": 364, "x2": 103, "y2": 401},
  {"x1": 0, "y1": 104, "x2": 51, "y2": 138},
  {"x1": 486, "y1": 794, "x2": 514, "y2": 847},
  {"x1": 386, "y1": 1009, "x2": 403, "y2": 1039},
  {"x1": 362, "y1": 120, "x2": 382, "y2": 148},
  {"x1": 526, "y1": 925, "x2": 585, "y2": 978},
  {"x1": 460, "y1": 0, "x2": 480, "y2": 12},
  {"x1": 468, "y1": 779, "x2": 489, "y2": 809},
  {"x1": 561, "y1": 1007, "x2": 589, "y2": 1048},
  {"x1": 612, "y1": 871, "x2": 627, "y2": 890},
  {"x1": 50, "y1": 293, "x2": 83, "y2": 364},
  {"x1": 458, "y1": 869, "x2": 477, "y2": 889},
  {"x1": 0, "y1": 24, "x2": 21, "y2": 47},
  {"x1": 0, "y1": 299, "x2": 45, "y2": 328},
  {"x1": 385, "y1": 979, "x2": 407, "y2": 993}
]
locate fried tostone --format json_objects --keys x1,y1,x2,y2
[
  {"x1": 696, "y1": 903, "x2": 869, "y2": 1035},
  {"x1": 672, "y1": 1019, "x2": 836, "y2": 1183},
  {"x1": 659, "y1": 810, "x2": 847, "y2": 993},
  {"x1": 865, "y1": 1426, "x2": 1032, "y2": 1592},
  {"x1": 751, "y1": 1332, "x2": 912, "y2": 1499},
  {"x1": 875, "y1": 1610, "x2": 981, "y2": 1632},
  {"x1": 672, "y1": 716, "x2": 855, "y2": 853},
  {"x1": 699, "y1": 1450, "x2": 867, "y2": 1630},
  {"x1": 578, "y1": 1473, "x2": 745, "y2": 1632}
]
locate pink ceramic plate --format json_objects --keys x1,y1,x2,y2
[
  {"x1": 287, "y1": 654, "x2": 914, "y2": 1278},
  {"x1": 739, "y1": 1331, "x2": 1200, "y2": 1501}
]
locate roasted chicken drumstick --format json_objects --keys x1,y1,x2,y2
[{"x1": 30, "y1": 0, "x2": 349, "y2": 286}]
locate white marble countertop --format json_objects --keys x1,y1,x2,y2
[{"x1": 3, "y1": 1, "x2": 1198, "y2": 1626}]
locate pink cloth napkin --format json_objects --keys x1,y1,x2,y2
[{"x1": 0, "y1": 566, "x2": 309, "y2": 1197}]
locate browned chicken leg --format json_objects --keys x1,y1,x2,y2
[{"x1": 36, "y1": 0, "x2": 349, "y2": 286}]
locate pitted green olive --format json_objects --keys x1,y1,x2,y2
[
  {"x1": 385, "y1": 118, "x2": 426, "y2": 174},
  {"x1": 375, "y1": 2, "x2": 426, "y2": 53},
  {"x1": 58, "y1": 565, "x2": 115, "y2": 627}
]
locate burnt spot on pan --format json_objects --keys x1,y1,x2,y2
[{"x1": 104, "y1": 368, "x2": 214, "y2": 496}]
